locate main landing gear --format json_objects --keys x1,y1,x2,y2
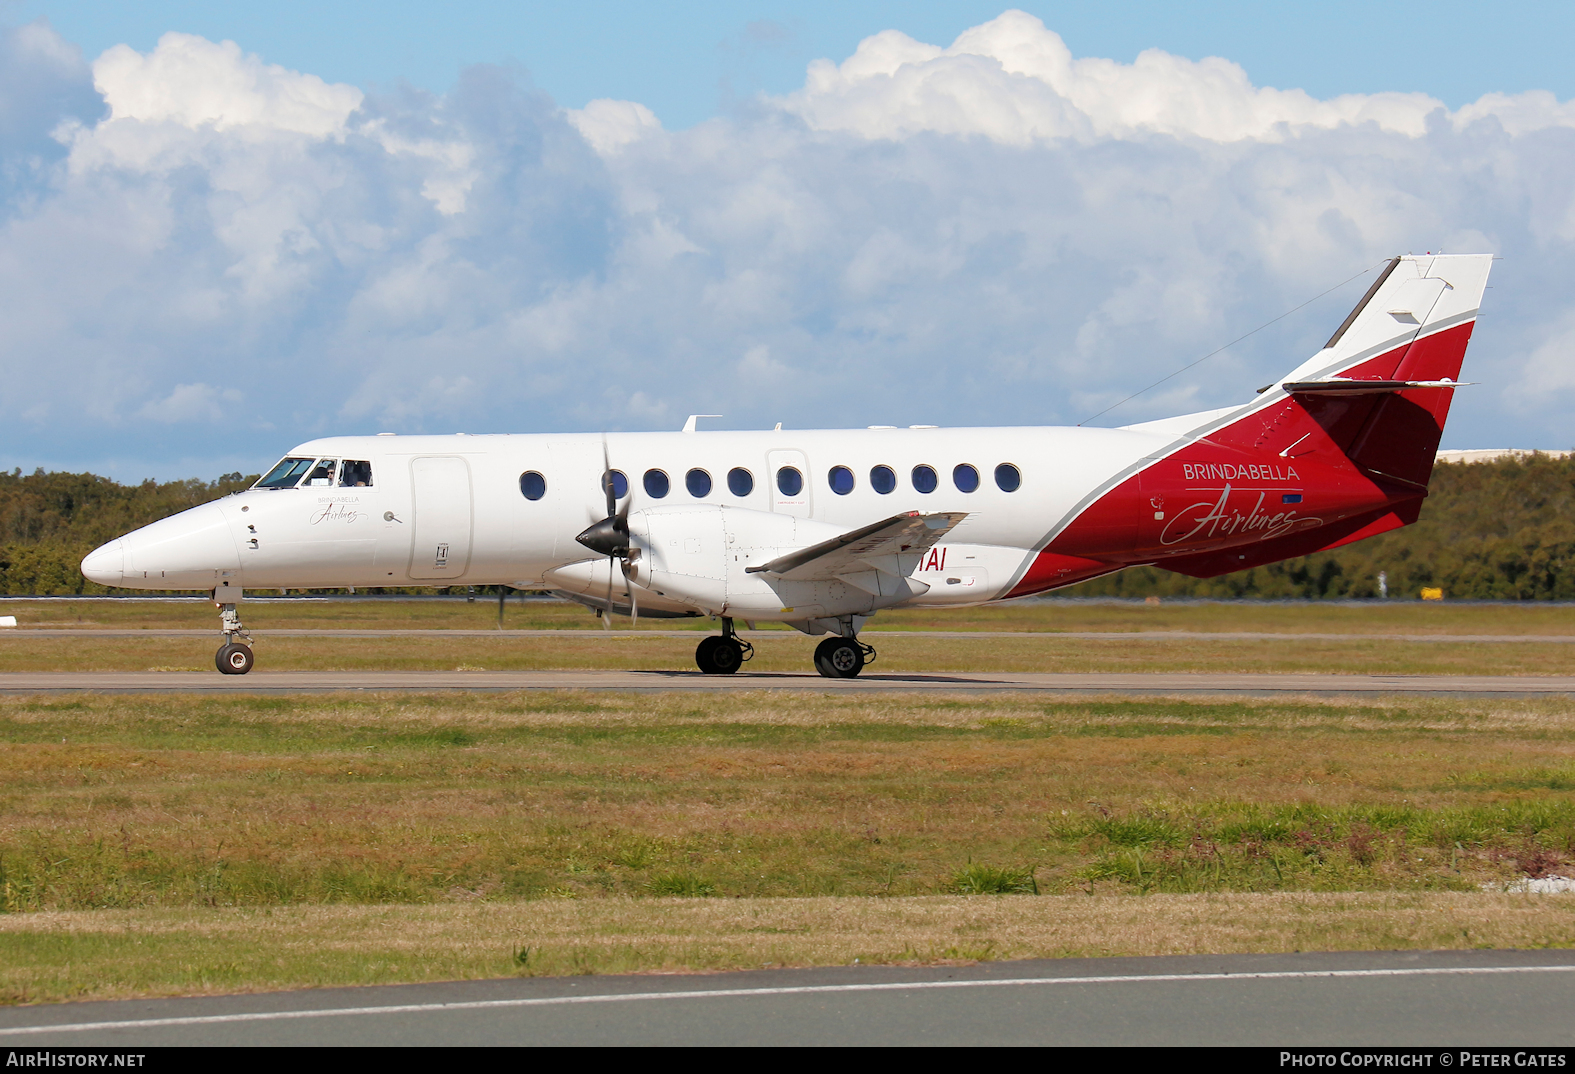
[
  {"x1": 695, "y1": 617, "x2": 754, "y2": 675},
  {"x1": 213, "y1": 592, "x2": 254, "y2": 675},
  {"x1": 814, "y1": 635, "x2": 876, "y2": 679},
  {"x1": 692, "y1": 618, "x2": 876, "y2": 678}
]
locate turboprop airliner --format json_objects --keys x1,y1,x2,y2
[{"x1": 81, "y1": 254, "x2": 1492, "y2": 677}]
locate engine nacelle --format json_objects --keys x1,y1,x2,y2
[{"x1": 612, "y1": 505, "x2": 929, "y2": 623}]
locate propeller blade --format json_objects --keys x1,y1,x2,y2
[
  {"x1": 602, "y1": 435, "x2": 616, "y2": 518},
  {"x1": 604, "y1": 555, "x2": 615, "y2": 631},
  {"x1": 497, "y1": 587, "x2": 505, "y2": 631},
  {"x1": 623, "y1": 559, "x2": 638, "y2": 626}
]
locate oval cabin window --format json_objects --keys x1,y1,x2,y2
[
  {"x1": 777, "y1": 467, "x2": 804, "y2": 497},
  {"x1": 519, "y1": 471, "x2": 547, "y2": 501},
  {"x1": 828, "y1": 466, "x2": 855, "y2": 495}
]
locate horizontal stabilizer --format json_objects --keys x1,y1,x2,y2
[
  {"x1": 1282, "y1": 378, "x2": 1472, "y2": 396},
  {"x1": 746, "y1": 511, "x2": 967, "y2": 581}
]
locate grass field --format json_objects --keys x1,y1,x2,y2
[
  {"x1": 1, "y1": 688, "x2": 1572, "y2": 1003},
  {"x1": 6, "y1": 595, "x2": 1575, "y2": 634},
  {"x1": 5, "y1": 893, "x2": 1573, "y2": 1005},
  {"x1": 6, "y1": 598, "x2": 1575, "y2": 675},
  {"x1": 8, "y1": 633, "x2": 1575, "y2": 675}
]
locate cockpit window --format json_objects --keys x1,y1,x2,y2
[
  {"x1": 255, "y1": 457, "x2": 315, "y2": 489},
  {"x1": 302, "y1": 459, "x2": 338, "y2": 487},
  {"x1": 338, "y1": 460, "x2": 373, "y2": 487}
]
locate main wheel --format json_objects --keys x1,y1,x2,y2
[
  {"x1": 695, "y1": 636, "x2": 743, "y2": 675},
  {"x1": 216, "y1": 642, "x2": 254, "y2": 675},
  {"x1": 814, "y1": 637, "x2": 864, "y2": 679}
]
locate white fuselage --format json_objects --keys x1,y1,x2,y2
[{"x1": 83, "y1": 425, "x2": 1167, "y2": 630}]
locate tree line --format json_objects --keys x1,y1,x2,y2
[{"x1": 2, "y1": 455, "x2": 1573, "y2": 599}]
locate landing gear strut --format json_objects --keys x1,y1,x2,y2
[
  {"x1": 814, "y1": 632, "x2": 876, "y2": 679},
  {"x1": 695, "y1": 617, "x2": 754, "y2": 675},
  {"x1": 213, "y1": 588, "x2": 253, "y2": 675}
]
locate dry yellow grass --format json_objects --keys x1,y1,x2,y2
[
  {"x1": 2, "y1": 689, "x2": 1572, "y2": 1005},
  {"x1": 1, "y1": 892, "x2": 1572, "y2": 1005},
  {"x1": 2, "y1": 691, "x2": 1571, "y2": 910},
  {"x1": 6, "y1": 595, "x2": 1575, "y2": 635},
  {"x1": 5, "y1": 633, "x2": 1575, "y2": 674}
]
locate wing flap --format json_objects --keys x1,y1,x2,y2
[{"x1": 745, "y1": 511, "x2": 967, "y2": 581}]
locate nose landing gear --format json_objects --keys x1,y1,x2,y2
[
  {"x1": 813, "y1": 635, "x2": 876, "y2": 679},
  {"x1": 695, "y1": 617, "x2": 754, "y2": 675},
  {"x1": 213, "y1": 589, "x2": 254, "y2": 675}
]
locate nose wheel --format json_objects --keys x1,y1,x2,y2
[
  {"x1": 695, "y1": 617, "x2": 753, "y2": 675},
  {"x1": 213, "y1": 590, "x2": 254, "y2": 675},
  {"x1": 216, "y1": 642, "x2": 254, "y2": 675},
  {"x1": 814, "y1": 636, "x2": 875, "y2": 679}
]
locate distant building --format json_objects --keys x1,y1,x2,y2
[{"x1": 1435, "y1": 449, "x2": 1573, "y2": 464}]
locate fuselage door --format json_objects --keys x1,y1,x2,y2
[
  {"x1": 409, "y1": 456, "x2": 473, "y2": 580},
  {"x1": 766, "y1": 449, "x2": 813, "y2": 519}
]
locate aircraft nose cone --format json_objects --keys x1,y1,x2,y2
[
  {"x1": 91, "y1": 501, "x2": 241, "y2": 590},
  {"x1": 80, "y1": 539, "x2": 125, "y2": 586}
]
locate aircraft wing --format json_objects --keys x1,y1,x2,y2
[{"x1": 745, "y1": 511, "x2": 967, "y2": 582}]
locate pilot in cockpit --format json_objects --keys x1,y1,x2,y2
[{"x1": 339, "y1": 460, "x2": 372, "y2": 487}]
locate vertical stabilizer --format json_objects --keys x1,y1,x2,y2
[{"x1": 1224, "y1": 254, "x2": 1493, "y2": 490}]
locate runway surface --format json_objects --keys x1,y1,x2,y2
[
  {"x1": 2, "y1": 950, "x2": 1571, "y2": 1046},
  {"x1": 4, "y1": 669, "x2": 1575, "y2": 694},
  {"x1": 8, "y1": 627, "x2": 1575, "y2": 642}
]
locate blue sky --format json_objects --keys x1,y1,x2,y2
[
  {"x1": 21, "y1": 1, "x2": 1575, "y2": 126},
  {"x1": 2, "y1": 4, "x2": 1575, "y2": 479}
]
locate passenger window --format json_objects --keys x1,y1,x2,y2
[
  {"x1": 870, "y1": 465, "x2": 896, "y2": 495},
  {"x1": 604, "y1": 470, "x2": 629, "y2": 499},
  {"x1": 727, "y1": 468, "x2": 754, "y2": 496},
  {"x1": 644, "y1": 469, "x2": 670, "y2": 499},
  {"x1": 828, "y1": 466, "x2": 855, "y2": 495},
  {"x1": 777, "y1": 467, "x2": 804, "y2": 497},
  {"x1": 339, "y1": 460, "x2": 373, "y2": 487},
  {"x1": 912, "y1": 465, "x2": 938, "y2": 494},
  {"x1": 255, "y1": 457, "x2": 314, "y2": 489},
  {"x1": 519, "y1": 471, "x2": 547, "y2": 500},
  {"x1": 686, "y1": 469, "x2": 712, "y2": 498},
  {"x1": 303, "y1": 459, "x2": 337, "y2": 487},
  {"x1": 953, "y1": 464, "x2": 980, "y2": 493},
  {"x1": 995, "y1": 463, "x2": 1021, "y2": 492}
]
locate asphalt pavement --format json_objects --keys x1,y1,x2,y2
[
  {"x1": 2, "y1": 950, "x2": 1572, "y2": 1046},
  {"x1": 3, "y1": 669, "x2": 1575, "y2": 694}
]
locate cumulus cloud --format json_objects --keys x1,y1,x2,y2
[
  {"x1": 3, "y1": 11, "x2": 1575, "y2": 478},
  {"x1": 137, "y1": 382, "x2": 244, "y2": 423},
  {"x1": 93, "y1": 32, "x2": 362, "y2": 135},
  {"x1": 567, "y1": 98, "x2": 662, "y2": 155},
  {"x1": 781, "y1": 11, "x2": 1568, "y2": 143},
  {"x1": 0, "y1": 19, "x2": 100, "y2": 178}
]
